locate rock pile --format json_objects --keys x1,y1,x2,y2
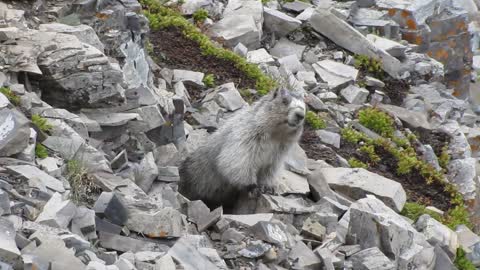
[{"x1": 1, "y1": 0, "x2": 480, "y2": 269}]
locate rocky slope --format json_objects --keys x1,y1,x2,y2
[{"x1": 1, "y1": 0, "x2": 480, "y2": 269}]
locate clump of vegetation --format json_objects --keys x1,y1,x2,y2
[
  {"x1": 67, "y1": 160, "x2": 101, "y2": 206},
  {"x1": 31, "y1": 114, "x2": 53, "y2": 134},
  {"x1": 145, "y1": 40, "x2": 154, "y2": 55},
  {"x1": 400, "y1": 202, "x2": 443, "y2": 223},
  {"x1": 359, "y1": 145, "x2": 380, "y2": 164},
  {"x1": 203, "y1": 73, "x2": 215, "y2": 88},
  {"x1": 348, "y1": 158, "x2": 368, "y2": 169},
  {"x1": 0, "y1": 87, "x2": 20, "y2": 106},
  {"x1": 305, "y1": 111, "x2": 326, "y2": 130},
  {"x1": 439, "y1": 145, "x2": 450, "y2": 171},
  {"x1": 192, "y1": 8, "x2": 208, "y2": 23},
  {"x1": 140, "y1": 0, "x2": 276, "y2": 95},
  {"x1": 354, "y1": 54, "x2": 384, "y2": 79},
  {"x1": 358, "y1": 108, "x2": 395, "y2": 138},
  {"x1": 35, "y1": 144, "x2": 48, "y2": 159},
  {"x1": 455, "y1": 248, "x2": 476, "y2": 270}
]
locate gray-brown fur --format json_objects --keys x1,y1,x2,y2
[{"x1": 178, "y1": 88, "x2": 306, "y2": 210}]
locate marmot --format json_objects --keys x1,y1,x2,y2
[{"x1": 178, "y1": 87, "x2": 306, "y2": 210}]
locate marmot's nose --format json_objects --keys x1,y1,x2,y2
[{"x1": 295, "y1": 112, "x2": 305, "y2": 121}]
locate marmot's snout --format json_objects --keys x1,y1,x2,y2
[{"x1": 287, "y1": 107, "x2": 306, "y2": 127}]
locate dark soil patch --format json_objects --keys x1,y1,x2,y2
[
  {"x1": 301, "y1": 126, "x2": 451, "y2": 211},
  {"x1": 150, "y1": 27, "x2": 256, "y2": 101},
  {"x1": 382, "y1": 78, "x2": 410, "y2": 106},
  {"x1": 416, "y1": 129, "x2": 451, "y2": 157}
]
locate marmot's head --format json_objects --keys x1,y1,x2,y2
[{"x1": 268, "y1": 87, "x2": 306, "y2": 131}]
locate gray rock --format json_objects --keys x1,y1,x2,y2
[
  {"x1": 233, "y1": 42, "x2": 248, "y2": 57},
  {"x1": 115, "y1": 258, "x2": 136, "y2": 270},
  {"x1": 312, "y1": 60, "x2": 358, "y2": 90},
  {"x1": 198, "y1": 207, "x2": 223, "y2": 232},
  {"x1": 447, "y1": 158, "x2": 477, "y2": 200},
  {"x1": 134, "y1": 152, "x2": 159, "y2": 193},
  {"x1": 378, "y1": 104, "x2": 432, "y2": 130},
  {"x1": 296, "y1": 7, "x2": 315, "y2": 21},
  {"x1": 270, "y1": 37, "x2": 306, "y2": 59},
  {"x1": 256, "y1": 195, "x2": 316, "y2": 214},
  {"x1": 94, "y1": 192, "x2": 128, "y2": 226},
  {"x1": 0, "y1": 93, "x2": 9, "y2": 109},
  {"x1": 347, "y1": 196, "x2": 435, "y2": 268},
  {"x1": 83, "y1": 112, "x2": 139, "y2": 127},
  {"x1": 221, "y1": 228, "x2": 245, "y2": 243},
  {"x1": 238, "y1": 240, "x2": 272, "y2": 258},
  {"x1": 456, "y1": 224, "x2": 480, "y2": 265},
  {"x1": 208, "y1": 15, "x2": 261, "y2": 50},
  {"x1": 349, "y1": 247, "x2": 395, "y2": 270},
  {"x1": 415, "y1": 214, "x2": 459, "y2": 258},
  {"x1": 278, "y1": 55, "x2": 305, "y2": 74},
  {"x1": 276, "y1": 168, "x2": 310, "y2": 195},
  {"x1": 364, "y1": 76, "x2": 385, "y2": 88},
  {"x1": 340, "y1": 85, "x2": 369, "y2": 104},
  {"x1": 99, "y1": 232, "x2": 169, "y2": 253},
  {"x1": 288, "y1": 240, "x2": 322, "y2": 269},
  {"x1": 7, "y1": 165, "x2": 65, "y2": 193},
  {"x1": 39, "y1": 23, "x2": 104, "y2": 52},
  {"x1": 282, "y1": 1, "x2": 312, "y2": 12},
  {"x1": 35, "y1": 192, "x2": 76, "y2": 229},
  {"x1": 434, "y1": 245, "x2": 458, "y2": 270},
  {"x1": 0, "y1": 190, "x2": 11, "y2": 216},
  {"x1": 263, "y1": 8, "x2": 301, "y2": 37},
  {"x1": 37, "y1": 157, "x2": 61, "y2": 178},
  {"x1": 173, "y1": 69, "x2": 205, "y2": 87},
  {"x1": 316, "y1": 130, "x2": 340, "y2": 148},
  {"x1": 198, "y1": 248, "x2": 228, "y2": 269},
  {"x1": 135, "y1": 251, "x2": 164, "y2": 263},
  {"x1": 306, "y1": 170, "x2": 338, "y2": 201},
  {"x1": 223, "y1": 213, "x2": 274, "y2": 227},
  {"x1": 0, "y1": 108, "x2": 30, "y2": 157},
  {"x1": 211, "y1": 83, "x2": 246, "y2": 111},
  {"x1": 296, "y1": 71, "x2": 317, "y2": 86},
  {"x1": 251, "y1": 221, "x2": 292, "y2": 246},
  {"x1": 128, "y1": 105, "x2": 166, "y2": 131},
  {"x1": 71, "y1": 206, "x2": 97, "y2": 241},
  {"x1": 320, "y1": 168, "x2": 406, "y2": 212},
  {"x1": 155, "y1": 254, "x2": 176, "y2": 270},
  {"x1": 301, "y1": 214, "x2": 327, "y2": 241},
  {"x1": 305, "y1": 93, "x2": 327, "y2": 111},
  {"x1": 168, "y1": 236, "x2": 221, "y2": 270},
  {"x1": 0, "y1": 218, "x2": 21, "y2": 268},
  {"x1": 158, "y1": 166, "x2": 180, "y2": 182},
  {"x1": 247, "y1": 49, "x2": 275, "y2": 64},
  {"x1": 366, "y1": 34, "x2": 407, "y2": 59}
]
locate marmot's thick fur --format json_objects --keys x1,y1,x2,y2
[{"x1": 178, "y1": 88, "x2": 306, "y2": 210}]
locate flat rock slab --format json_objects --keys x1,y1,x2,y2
[
  {"x1": 223, "y1": 213, "x2": 273, "y2": 227},
  {"x1": 7, "y1": 165, "x2": 65, "y2": 193},
  {"x1": 98, "y1": 232, "x2": 170, "y2": 253},
  {"x1": 0, "y1": 218, "x2": 21, "y2": 268},
  {"x1": 378, "y1": 104, "x2": 432, "y2": 130},
  {"x1": 319, "y1": 168, "x2": 406, "y2": 212},
  {"x1": 0, "y1": 108, "x2": 30, "y2": 157},
  {"x1": 349, "y1": 247, "x2": 395, "y2": 270},
  {"x1": 35, "y1": 192, "x2": 76, "y2": 229},
  {"x1": 263, "y1": 7, "x2": 301, "y2": 37},
  {"x1": 312, "y1": 60, "x2": 358, "y2": 90},
  {"x1": 168, "y1": 236, "x2": 221, "y2": 270}
]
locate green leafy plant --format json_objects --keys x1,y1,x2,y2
[
  {"x1": 359, "y1": 145, "x2": 380, "y2": 164},
  {"x1": 140, "y1": 0, "x2": 276, "y2": 95},
  {"x1": 305, "y1": 111, "x2": 326, "y2": 130},
  {"x1": 192, "y1": 8, "x2": 208, "y2": 23},
  {"x1": 358, "y1": 108, "x2": 395, "y2": 138},
  {"x1": 203, "y1": 73, "x2": 215, "y2": 88},
  {"x1": 67, "y1": 160, "x2": 101, "y2": 206},
  {"x1": 455, "y1": 248, "x2": 476, "y2": 270},
  {"x1": 348, "y1": 158, "x2": 368, "y2": 169},
  {"x1": 354, "y1": 54, "x2": 384, "y2": 79},
  {"x1": 439, "y1": 145, "x2": 450, "y2": 171},
  {"x1": 31, "y1": 114, "x2": 53, "y2": 134},
  {"x1": 35, "y1": 144, "x2": 48, "y2": 159},
  {"x1": 0, "y1": 87, "x2": 20, "y2": 106},
  {"x1": 400, "y1": 202, "x2": 443, "y2": 222}
]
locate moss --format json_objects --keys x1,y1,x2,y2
[
  {"x1": 31, "y1": 114, "x2": 53, "y2": 134},
  {"x1": 358, "y1": 108, "x2": 395, "y2": 138},
  {"x1": 192, "y1": 8, "x2": 208, "y2": 23},
  {"x1": 354, "y1": 54, "x2": 384, "y2": 79},
  {"x1": 359, "y1": 145, "x2": 380, "y2": 164},
  {"x1": 203, "y1": 73, "x2": 215, "y2": 88},
  {"x1": 401, "y1": 202, "x2": 444, "y2": 222},
  {"x1": 439, "y1": 145, "x2": 450, "y2": 171},
  {"x1": 140, "y1": 0, "x2": 276, "y2": 95},
  {"x1": 341, "y1": 127, "x2": 369, "y2": 144},
  {"x1": 35, "y1": 144, "x2": 48, "y2": 159},
  {"x1": 305, "y1": 111, "x2": 326, "y2": 130},
  {"x1": 444, "y1": 205, "x2": 473, "y2": 230},
  {"x1": 0, "y1": 87, "x2": 20, "y2": 106},
  {"x1": 348, "y1": 158, "x2": 368, "y2": 169},
  {"x1": 455, "y1": 248, "x2": 476, "y2": 270}
]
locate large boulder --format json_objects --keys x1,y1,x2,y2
[{"x1": 0, "y1": 108, "x2": 30, "y2": 157}]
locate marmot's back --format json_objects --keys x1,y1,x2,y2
[{"x1": 178, "y1": 88, "x2": 306, "y2": 210}]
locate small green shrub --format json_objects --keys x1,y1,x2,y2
[
  {"x1": 359, "y1": 145, "x2": 380, "y2": 164},
  {"x1": 444, "y1": 205, "x2": 473, "y2": 230},
  {"x1": 341, "y1": 128, "x2": 369, "y2": 144},
  {"x1": 354, "y1": 54, "x2": 384, "y2": 79},
  {"x1": 35, "y1": 144, "x2": 48, "y2": 159},
  {"x1": 192, "y1": 8, "x2": 208, "y2": 23},
  {"x1": 400, "y1": 202, "x2": 443, "y2": 222},
  {"x1": 203, "y1": 73, "x2": 215, "y2": 88},
  {"x1": 439, "y1": 145, "x2": 450, "y2": 170},
  {"x1": 0, "y1": 87, "x2": 20, "y2": 106},
  {"x1": 305, "y1": 111, "x2": 326, "y2": 130},
  {"x1": 31, "y1": 114, "x2": 53, "y2": 134},
  {"x1": 67, "y1": 160, "x2": 101, "y2": 206},
  {"x1": 455, "y1": 248, "x2": 476, "y2": 270},
  {"x1": 358, "y1": 108, "x2": 395, "y2": 138},
  {"x1": 348, "y1": 158, "x2": 368, "y2": 169}
]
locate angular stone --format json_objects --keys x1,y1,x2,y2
[
  {"x1": 312, "y1": 60, "x2": 358, "y2": 90},
  {"x1": 134, "y1": 152, "x2": 158, "y2": 193},
  {"x1": 347, "y1": 196, "x2": 435, "y2": 268},
  {"x1": 296, "y1": 71, "x2": 317, "y2": 86},
  {"x1": 173, "y1": 69, "x2": 205, "y2": 87},
  {"x1": 0, "y1": 190, "x2": 10, "y2": 216},
  {"x1": 434, "y1": 244, "x2": 457, "y2": 270},
  {"x1": 223, "y1": 213, "x2": 274, "y2": 227},
  {"x1": 305, "y1": 93, "x2": 327, "y2": 111},
  {"x1": 0, "y1": 108, "x2": 30, "y2": 157},
  {"x1": 35, "y1": 192, "x2": 76, "y2": 229},
  {"x1": 288, "y1": 240, "x2": 322, "y2": 269},
  {"x1": 251, "y1": 221, "x2": 291, "y2": 246},
  {"x1": 94, "y1": 192, "x2": 128, "y2": 226},
  {"x1": 83, "y1": 112, "x2": 139, "y2": 127},
  {"x1": 36, "y1": 157, "x2": 61, "y2": 178},
  {"x1": 95, "y1": 217, "x2": 122, "y2": 235},
  {"x1": 115, "y1": 258, "x2": 136, "y2": 270},
  {"x1": 263, "y1": 8, "x2": 301, "y2": 37},
  {"x1": 278, "y1": 55, "x2": 305, "y2": 74},
  {"x1": 270, "y1": 37, "x2": 306, "y2": 59},
  {"x1": 208, "y1": 15, "x2": 260, "y2": 49},
  {"x1": 320, "y1": 168, "x2": 406, "y2": 212},
  {"x1": 316, "y1": 130, "x2": 341, "y2": 148},
  {"x1": 233, "y1": 42, "x2": 248, "y2": 57},
  {"x1": 415, "y1": 214, "x2": 459, "y2": 258},
  {"x1": 158, "y1": 166, "x2": 180, "y2": 182},
  {"x1": 301, "y1": 215, "x2": 326, "y2": 241},
  {"x1": 98, "y1": 232, "x2": 169, "y2": 253},
  {"x1": 276, "y1": 168, "x2": 310, "y2": 195},
  {"x1": 198, "y1": 207, "x2": 223, "y2": 232},
  {"x1": 0, "y1": 218, "x2": 21, "y2": 268},
  {"x1": 39, "y1": 23, "x2": 105, "y2": 52},
  {"x1": 378, "y1": 104, "x2": 432, "y2": 130},
  {"x1": 366, "y1": 34, "x2": 407, "y2": 59},
  {"x1": 247, "y1": 49, "x2": 275, "y2": 64},
  {"x1": 256, "y1": 195, "x2": 315, "y2": 214},
  {"x1": 238, "y1": 240, "x2": 272, "y2": 259},
  {"x1": 221, "y1": 228, "x2": 245, "y2": 243},
  {"x1": 340, "y1": 85, "x2": 369, "y2": 104},
  {"x1": 364, "y1": 76, "x2": 385, "y2": 88},
  {"x1": 168, "y1": 236, "x2": 221, "y2": 269},
  {"x1": 213, "y1": 83, "x2": 246, "y2": 111},
  {"x1": 7, "y1": 164, "x2": 65, "y2": 193},
  {"x1": 349, "y1": 247, "x2": 395, "y2": 270},
  {"x1": 447, "y1": 158, "x2": 477, "y2": 200},
  {"x1": 155, "y1": 254, "x2": 176, "y2": 270},
  {"x1": 283, "y1": 1, "x2": 312, "y2": 12},
  {"x1": 71, "y1": 206, "x2": 96, "y2": 241}
]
